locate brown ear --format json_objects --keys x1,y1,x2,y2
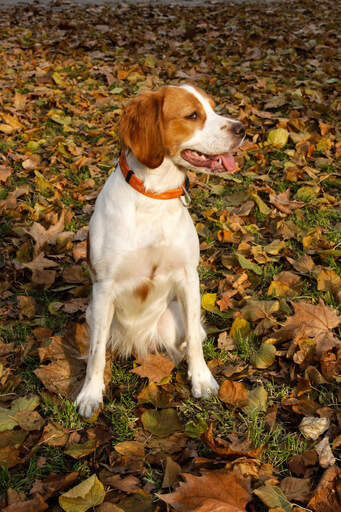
[{"x1": 119, "y1": 90, "x2": 165, "y2": 169}]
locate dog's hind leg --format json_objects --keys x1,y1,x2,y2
[{"x1": 157, "y1": 300, "x2": 186, "y2": 364}]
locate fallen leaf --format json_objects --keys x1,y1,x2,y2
[
  {"x1": 254, "y1": 484, "x2": 292, "y2": 511},
  {"x1": 158, "y1": 470, "x2": 251, "y2": 511},
  {"x1": 250, "y1": 343, "x2": 276, "y2": 369},
  {"x1": 235, "y1": 253, "x2": 262, "y2": 275},
  {"x1": 59, "y1": 474, "x2": 105, "y2": 512},
  {"x1": 141, "y1": 408, "x2": 183, "y2": 437},
  {"x1": 241, "y1": 300, "x2": 279, "y2": 321},
  {"x1": 131, "y1": 354, "x2": 175, "y2": 383},
  {"x1": 315, "y1": 436, "x2": 335, "y2": 468},
  {"x1": 274, "y1": 300, "x2": 340, "y2": 355},
  {"x1": 218, "y1": 380, "x2": 248, "y2": 407},
  {"x1": 243, "y1": 385, "x2": 268, "y2": 415},
  {"x1": 280, "y1": 477, "x2": 312, "y2": 504},
  {"x1": 299, "y1": 416, "x2": 329, "y2": 440},
  {"x1": 162, "y1": 457, "x2": 182, "y2": 488},
  {"x1": 105, "y1": 474, "x2": 140, "y2": 493},
  {"x1": 64, "y1": 439, "x2": 98, "y2": 459},
  {"x1": 202, "y1": 423, "x2": 262, "y2": 460},
  {"x1": 266, "y1": 128, "x2": 289, "y2": 147}
]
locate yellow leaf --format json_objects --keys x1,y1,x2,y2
[
  {"x1": 251, "y1": 343, "x2": 276, "y2": 369},
  {"x1": 249, "y1": 192, "x2": 271, "y2": 215},
  {"x1": 59, "y1": 474, "x2": 105, "y2": 512},
  {"x1": 0, "y1": 123, "x2": 14, "y2": 134},
  {"x1": 268, "y1": 281, "x2": 291, "y2": 297},
  {"x1": 264, "y1": 239, "x2": 286, "y2": 255},
  {"x1": 2, "y1": 113, "x2": 24, "y2": 131},
  {"x1": 52, "y1": 71, "x2": 66, "y2": 86},
  {"x1": 230, "y1": 317, "x2": 251, "y2": 340},
  {"x1": 266, "y1": 128, "x2": 289, "y2": 148},
  {"x1": 201, "y1": 293, "x2": 219, "y2": 313}
]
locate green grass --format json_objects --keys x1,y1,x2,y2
[
  {"x1": 0, "y1": 446, "x2": 69, "y2": 495},
  {"x1": 40, "y1": 395, "x2": 85, "y2": 430}
]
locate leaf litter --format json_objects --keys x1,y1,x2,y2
[{"x1": 0, "y1": 0, "x2": 340, "y2": 510}]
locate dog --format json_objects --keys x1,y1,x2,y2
[{"x1": 76, "y1": 84, "x2": 245, "y2": 417}]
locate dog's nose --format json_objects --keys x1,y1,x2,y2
[{"x1": 232, "y1": 122, "x2": 245, "y2": 137}]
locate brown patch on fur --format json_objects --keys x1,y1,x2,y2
[
  {"x1": 150, "y1": 264, "x2": 157, "y2": 280},
  {"x1": 162, "y1": 86, "x2": 206, "y2": 156},
  {"x1": 119, "y1": 90, "x2": 165, "y2": 169},
  {"x1": 86, "y1": 231, "x2": 97, "y2": 280},
  {"x1": 134, "y1": 282, "x2": 150, "y2": 302}
]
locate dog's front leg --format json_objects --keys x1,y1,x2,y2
[
  {"x1": 176, "y1": 267, "x2": 219, "y2": 398},
  {"x1": 76, "y1": 280, "x2": 114, "y2": 418}
]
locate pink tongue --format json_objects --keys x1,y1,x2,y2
[{"x1": 221, "y1": 153, "x2": 237, "y2": 173}]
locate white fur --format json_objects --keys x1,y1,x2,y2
[{"x1": 76, "y1": 85, "x2": 240, "y2": 418}]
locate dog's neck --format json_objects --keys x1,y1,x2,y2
[{"x1": 125, "y1": 151, "x2": 186, "y2": 194}]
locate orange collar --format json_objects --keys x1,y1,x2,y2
[{"x1": 119, "y1": 151, "x2": 189, "y2": 201}]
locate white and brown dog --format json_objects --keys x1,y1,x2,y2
[{"x1": 76, "y1": 84, "x2": 245, "y2": 417}]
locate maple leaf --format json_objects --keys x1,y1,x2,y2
[
  {"x1": 275, "y1": 300, "x2": 340, "y2": 355},
  {"x1": 158, "y1": 471, "x2": 250, "y2": 512},
  {"x1": 131, "y1": 353, "x2": 175, "y2": 383}
]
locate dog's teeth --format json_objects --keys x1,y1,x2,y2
[{"x1": 218, "y1": 157, "x2": 222, "y2": 165}]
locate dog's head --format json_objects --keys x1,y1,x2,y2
[{"x1": 119, "y1": 84, "x2": 245, "y2": 173}]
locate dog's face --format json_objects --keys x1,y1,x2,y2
[{"x1": 120, "y1": 84, "x2": 245, "y2": 173}]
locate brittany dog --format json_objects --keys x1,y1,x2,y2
[{"x1": 76, "y1": 84, "x2": 245, "y2": 417}]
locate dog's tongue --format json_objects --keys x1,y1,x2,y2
[{"x1": 221, "y1": 153, "x2": 237, "y2": 173}]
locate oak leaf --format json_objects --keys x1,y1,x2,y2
[{"x1": 158, "y1": 470, "x2": 250, "y2": 512}]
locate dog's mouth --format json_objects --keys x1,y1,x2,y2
[{"x1": 180, "y1": 149, "x2": 237, "y2": 174}]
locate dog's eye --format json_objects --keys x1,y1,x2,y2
[{"x1": 185, "y1": 111, "x2": 198, "y2": 120}]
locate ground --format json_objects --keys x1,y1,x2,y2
[{"x1": 0, "y1": 0, "x2": 340, "y2": 511}]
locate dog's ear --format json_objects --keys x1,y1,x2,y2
[{"x1": 119, "y1": 90, "x2": 165, "y2": 169}]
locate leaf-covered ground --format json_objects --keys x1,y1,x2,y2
[{"x1": 0, "y1": 0, "x2": 340, "y2": 510}]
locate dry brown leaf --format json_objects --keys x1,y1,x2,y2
[
  {"x1": 0, "y1": 165, "x2": 12, "y2": 182},
  {"x1": 26, "y1": 210, "x2": 73, "y2": 255},
  {"x1": 114, "y1": 440, "x2": 145, "y2": 457},
  {"x1": 30, "y1": 471, "x2": 79, "y2": 500},
  {"x1": 0, "y1": 446, "x2": 23, "y2": 469},
  {"x1": 158, "y1": 470, "x2": 251, "y2": 512},
  {"x1": 308, "y1": 465, "x2": 341, "y2": 511},
  {"x1": 241, "y1": 299, "x2": 279, "y2": 321},
  {"x1": 162, "y1": 456, "x2": 182, "y2": 488},
  {"x1": 105, "y1": 474, "x2": 141, "y2": 493},
  {"x1": 202, "y1": 423, "x2": 262, "y2": 460},
  {"x1": 269, "y1": 189, "x2": 305, "y2": 214},
  {"x1": 2, "y1": 494, "x2": 48, "y2": 512},
  {"x1": 317, "y1": 269, "x2": 341, "y2": 303},
  {"x1": 41, "y1": 422, "x2": 70, "y2": 447},
  {"x1": 131, "y1": 353, "x2": 175, "y2": 383},
  {"x1": 274, "y1": 299, "x2": 340, "y2": 355},
  {"x1": 315, "y1": 436, "x2": 335, "y2": 468},
  {"x1": 17, "y1": 295, "x2": 36, "y2": 319},
  {"x1": 218, "y1": 380, "x2": 248, "y2": 407},
  {"x1": 280, "y1": 477, "x2": 311, "y2": 504}
]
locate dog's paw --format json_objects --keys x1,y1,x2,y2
[
  {"x1": 75, "y1": 384, "x2": 103, "y2": 418},
  {"x1": 189, "y1": 365, "x2": 219, "y2": 398}
]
